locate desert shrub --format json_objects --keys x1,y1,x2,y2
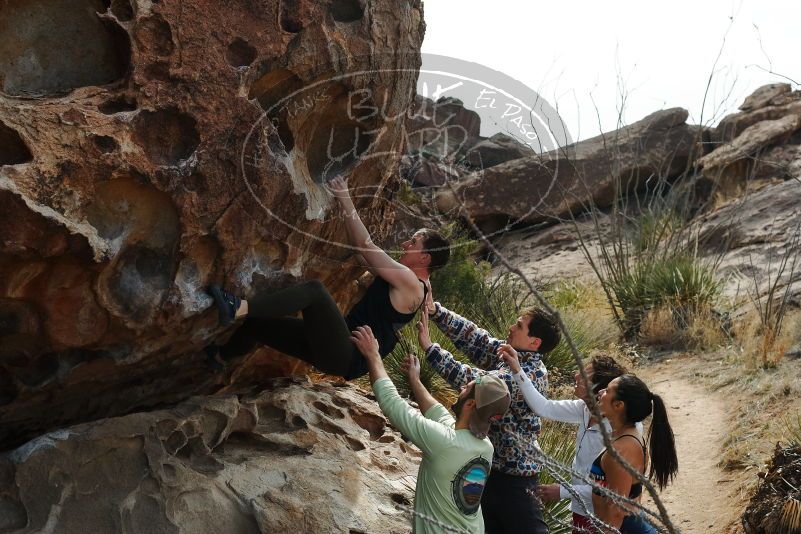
[
  {"x1": 743, "y1": 221, "x2": 801, "y2": 368},
  {"x1": 576, "y1": 188, "x2": 724, "y2": 339},
  {"x1": 429, "y1": 228, "x2": 493, "y2": 315},
  {"x1": 737, "y1": 311, "x2": 799, "y2": 369},
  {"x1": 543, "y1": 280, "x2": 617, "y2": 378}
]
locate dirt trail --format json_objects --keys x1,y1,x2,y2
[{"x1": 638, "y1": 360, "x2": 742, "y2": 533}]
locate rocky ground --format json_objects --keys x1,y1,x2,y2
[{"x1": 0, "y1": 377, "x2": 421, "y2": 534}]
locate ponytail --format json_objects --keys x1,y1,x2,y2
[
  {"x1": 615, "y1": 375, "x2": 679, "y2": 491},
  {"x1": 647, "y1": 392, "x2": 678, "y2": 490}
]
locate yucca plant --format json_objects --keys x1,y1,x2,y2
[{"x1": 574, "y1": 179, "x2": 725, "y2": 338}]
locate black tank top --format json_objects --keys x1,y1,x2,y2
[
  {"x1": 590, "y1": 434, "x2": 647, "y2": 500},
  {"x1": 344, "y1": 277, "x2": 426, "y2": 377}
]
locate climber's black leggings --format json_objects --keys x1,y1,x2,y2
[{"x1": 219, "y1": 280, "x2": 359, "y2": 377}]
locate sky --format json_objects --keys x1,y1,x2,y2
[{"x1": 420, "y1": 0, "x2": 800, "y2": 143}]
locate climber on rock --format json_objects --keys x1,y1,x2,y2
[
  {"x1": 352, "y1": 324, "x2": 510, "y2": 534},
  {"x1": 206, "y1": 174, "x2": 450, "y2": 380}
]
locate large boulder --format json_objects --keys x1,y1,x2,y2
[
  {"x1": 698, "y1": 84, "x2": 801, "y2": 197},
  {"x1": 404, "y1": 95, "x2": 482, "y2": 160},
  {"x1": 0, "y1": 378, "x2": 422, "y2": 534},
  {"x1": 462, "y1": 132, "x2": 535, "y2": 170},
  {"x1": 695, "y1": 177, "x2": 801, "y2": 303},
  {"x1": 0, "y1": 0, "x2": 424, "y2": 449},
  {"x1": 435, "y1": 108, "x2": 703, "y2": 233},
  {"x1": 714, "y1": 83, "x2": 801, "y2": 143}
]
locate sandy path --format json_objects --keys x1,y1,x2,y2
[{"x1": 638, "y1": 361, "x2": 741, "y2": 533}]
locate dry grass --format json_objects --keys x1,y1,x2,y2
[
  {"x1": 737, "y1": 309, "x2": 801, "y2": 369},
  {"x1": 638, "y1": 305, "x2": 729, "y2": 351}
]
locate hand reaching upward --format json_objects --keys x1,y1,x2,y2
[
  {"x1": 417, "y1": 311, "x2": 432, "y2": 351},
  {"x1": 350, "y1": 325, "x2": 380, "y2": 361},
  {"x1": 327, "y1": 174, "x2": 350, "y2": 201},
  {"x1": 400, "y1": 354, "x2": 421, "y2": 383}
]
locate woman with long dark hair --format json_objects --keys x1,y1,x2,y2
[{"x1": 590, "y1": 374, "x2": 678, "y2": 533}]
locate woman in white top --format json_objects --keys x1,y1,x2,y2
[{"x1": 499, "y1": 346, "x2": 633, "y2": 533}]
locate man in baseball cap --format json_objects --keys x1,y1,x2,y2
[
  {"x1": 351, "y1": 325, "x2": 510, "y2": 533},
  {"x1": 454, "y1": 374, "x2": 512, "y2": 439}
]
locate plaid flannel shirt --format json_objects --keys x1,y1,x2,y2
[{"x1": 425, "y1": 302, "x2": 548, "y2": 476}]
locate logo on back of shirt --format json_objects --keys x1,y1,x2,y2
[{"x1": 452, "y1": 457, "x2": 490, "y2": 515}]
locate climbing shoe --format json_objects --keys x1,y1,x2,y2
[{"x1": 209, "y1": 284, "x2": 241, "y2": 326}]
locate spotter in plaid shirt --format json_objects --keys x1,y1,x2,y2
[{"x1": 424, "y1": 302, "x2": 549, "y2": 476}]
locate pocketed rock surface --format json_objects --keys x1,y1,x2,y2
[
  {"x1": 0, "y1": 378, "x2": 421, "y2": 534},
  {"x1": 0, "y1": 0, "x2": 425, "y2": 448}
]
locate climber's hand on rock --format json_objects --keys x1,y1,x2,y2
[
  {"x1": 401, "y1": 354, "x2": 421, "y2": 383},
  {"x1": 350, "y1": 326, "x2": 380, "y2": 360},
  {"x1": 327, "y1": 175, "x2": 350, "y2": 200}
]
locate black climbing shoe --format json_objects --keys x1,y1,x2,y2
[{"x1": 209, "y1": 284, "x2": 241, "y2": 326}]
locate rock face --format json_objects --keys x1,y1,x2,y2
[
  {"x1": 0, "y1": 0, "x2": 424, "y2": 449},
  {"x1": 435, "y1": 108, "x2": 703, "y2": 232},
  {"x1": 695, "y1": 178, "x2": 801, "y2": 303},
  {"x1": 462, "y1": 132, "x2": 535, "y2": 170},
  {"x1": 490, "y1": 92, "x2": 801, "y2": 308},
  {"x1": 699, "y1": 83, "x2": 801, "y2": 196},
  {"x1": 405, "y1": 96, "x2": 482, "y2": 160},
  {"x1": 0, "y1": 378, "x2": 421, "y2": 534}
]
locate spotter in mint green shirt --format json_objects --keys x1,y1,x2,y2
[{"x1": 372, "y1": 377, "x2": 494, "y2": 534}]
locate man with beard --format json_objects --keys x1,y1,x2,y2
[{"x1": 351, "y1": 325, "x2": 511, "y2": 533}]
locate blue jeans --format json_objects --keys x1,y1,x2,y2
[{"x1": 621, "y1": 513, "x2": 657, "y2": 534}]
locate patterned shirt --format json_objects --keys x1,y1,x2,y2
[{"x1": 425, "y1": 303, "x2": 548, "y2": 477}]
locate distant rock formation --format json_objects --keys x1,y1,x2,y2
[
  {"x1": 699, "y1": 83, "x2": 801, "y2": 197},
  {"x1": 435, "y1": 108, "x2": 703, "y2": 233},
  {"x1": 0, "y1": 0, "x2": 424, "y2": 449},
  {"x1": 401, "y1": 96, "x2": 535, "y2": 187},
  {"x1": 0, "y1": 377, "x2": 421, "y2": 533},
  {"x1": 489, "y1": 84, "x2": 801, "y2": 308}
]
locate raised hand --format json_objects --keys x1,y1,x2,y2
[
  {"x1": 400, "y1": 354, "x2": 421, "y2": 383},
  {"x1": 498, "y1": 343, "x2": 522, "y2": 373},
  {"x1": 350, "y1": 325, "x2": 380, "y2": 360},
  {"x1": 423, "y1": 280, "x2": 435, "y2": 316},
  {"x1": 416, "y1": 311, "x2": 432, "y2": 350},
  {"x1": 327, "y1": 174, "x2": 350, "y2": 200}
]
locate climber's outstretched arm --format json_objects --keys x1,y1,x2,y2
[{"x1": 328, "y1": 175, "x2": 419, "y2": 290}]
